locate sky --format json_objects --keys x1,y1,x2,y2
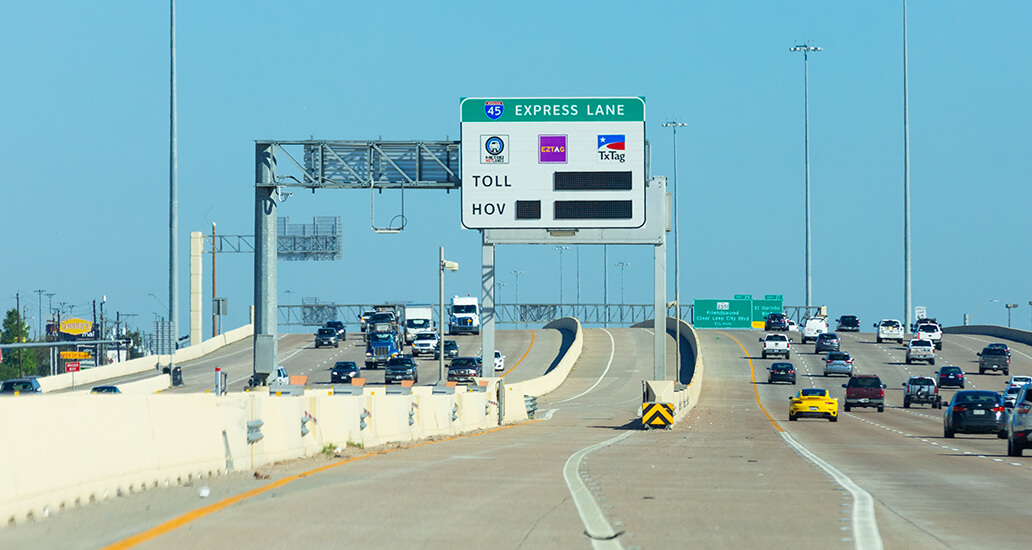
[{"x1": 2, "y1": 1, "x2": 1030, "y2": 340}]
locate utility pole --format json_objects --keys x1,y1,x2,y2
[
  {"x1": 45, "y1": 292, "x2": 55, "y2": 338},
  {"x1": 16, "y1": 292, "x2": 23, "y2": 377},
  {"x1": 212, "y1": 222, "x2": 218, "y2": 338},
  {"x1": 34, "y1": 289, "x2": 46, "y2": 340}
]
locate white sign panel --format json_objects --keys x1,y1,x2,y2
[{"x1": 460, "y1": 97, "x2": 646, "y2": 230}]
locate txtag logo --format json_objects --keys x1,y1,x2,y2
[{"x1": 597, "y1": 134, "x2": 626, "y2": 163}]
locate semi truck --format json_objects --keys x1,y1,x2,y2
[{"x1": 449, "y1": 296, "x2": 480, "y2": 335}]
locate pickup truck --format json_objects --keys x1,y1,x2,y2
[
  {"x1": 915, "y1": 323, "x2": 942, "y2": 350},
  {"x1": 978, "y1": 346, "x2": 1010, "y2": 375},
  {"x1": 842, "y1": 374, "x2": 885, "y2": 412},
  {"x1": 902, "y1": 376, "x2": 941, "y2": 409},
  {"x1": 906, "y1": 339, "x2": 935, "y2": 365},
  {"x1": 759, "y1": 333, "x2": 792, "y2": 359},
  {"x1": 875, "y1": 319, "x2": 905, "y2": 344}
]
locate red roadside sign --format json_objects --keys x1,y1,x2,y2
[{"x1": 66, "y1": 362, "x2": 81, "y2": 373}]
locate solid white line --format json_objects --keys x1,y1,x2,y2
[
  {"x1": 563, "y1": 431, "x2": 632, "y2": 549},
  {"x1": 780, "y1": 432, "x2": 883, "y2": 550},
  {"x1": 555, "y1": 328, "x2": 616, "y2": 404}
]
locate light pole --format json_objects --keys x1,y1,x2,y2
[
  {"x1": 1028, "y1": 301, "x2": 1032, "y2": 330},
  {"x1": 576, "y1": 246, "x2": 581, "y2": 305},
  {"x1": 790, "y1": 42, "x2": 821, "y2": 314},
  {"x1": 1006, "y1": 304, "x2": 1018, "y2": 328},
  {"x1": 34, "y1": 289, "x2": 46, "y2": 340},
  {"x1": 496, "y1": 283, "x2": 506, "y2": 319},
  {"x1": 512, "y1": 269, "x2": 525, "y2": 329},
  {"x1": 663, "y1": 120, "x2": 688, "y2": 372},
  {"x1": 616, "y1": 262, "x2": 630, "y2": 324},
  {"x1": 554, "y1": 246, "x2": 569, "y2": 307},
  {"x1": 283, "y1": 290, "x2": 295, "y2": 331},
  {"x1": 902, "y1": 0, "x2": 913, "y2": 336},
  {"x1": 144, "y1": 293, "x2": 171, "y2": 319},
  {"x1": 439, "y1": 248, "x2": 458, "y2": 383},
  {"x1": 970, "y1": 299, "x2": 999, "y2": 325}
]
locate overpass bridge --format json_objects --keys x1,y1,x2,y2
[{"x1": 2, "y1": 322, "x2": 1032, "y2": 548}]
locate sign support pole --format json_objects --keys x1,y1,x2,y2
[{"x1": 481, "y1": 235, "x2": 495, "y2": 377}]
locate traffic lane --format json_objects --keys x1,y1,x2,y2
[
  {"x1": 103, "y1": 328, "x2": 650, "y2": 549},
  {"x1": 498, "y1": 328, "x2": 564, "y2": 382},
  {"x1": 751, "y1": 339, "x2": 1031, "y2": 547},
  {"x1": 583, "y1": 329, "x2": 854, "y2": 549}
]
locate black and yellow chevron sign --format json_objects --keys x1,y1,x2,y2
[{"x1": 642, "y1": 402, "x2": 673, "y2": 428}]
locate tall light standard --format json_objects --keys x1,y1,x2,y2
[
  {"x1": 1006, "y1": 304, "x2": 1018, "y2": 328},
  {"x1": 34, "y1": 289, "x2": 46, "y2": 340},
  {"x1": 615, "y1": 262, "x2": 630, "y2": 324},
  {"x1": 969, "y1": 299, "x2": 999, "y2": 325},
  {"x1": 169, "y1": 0, "x2": 179, "y2": 356},
  {"x1": 902, "y1": 0, "x2": 913, "y2": 335},
  {"x1": 512, "y1": 269, "x2": 525, "y2": 328},
  {"x1": 145, "y1": 293, "x2": 171, "y2": 320},
  {"x1": 790, "y1": 42, "x2": 821, "y2": 314},
  {"x1": 439, "y1": 247, "x2": 458, "y2": 383},
  {"x1": 554, "y1": 246, "x2": 569, "y2": 307},
  {"x1": 663, "y1": 120, "x2": 688, "y2": 371}
]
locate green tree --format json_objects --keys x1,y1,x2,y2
[
  {"x1": 1, "y1": 308, "x2": 36, "y2": 380},
  {"x1": 125, "y1": 328, "x2": 145, "y2": 360}
]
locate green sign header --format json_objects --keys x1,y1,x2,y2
[{"x1": 460, "y1": 97, "x2": 645, "y2": 123}]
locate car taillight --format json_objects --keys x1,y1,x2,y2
[
  {"x1": 993, "y1": 406, "x2": 1004, "y2": 413},
  {"x1": 879, "y1": 389, "x2": 885, "y2": 397},
  {"x1": 789, "y1": 370, "x2": 795, "y2": 374},
  {"x1": 1019, "y1": 404, "x2": 1031, "y2": 414},
  {"x1": 846, "y1": 359, "x2": 853, "y2": 364},
  {"x1": 954, "y1": 406, "x2": 966, "y2": 412}
]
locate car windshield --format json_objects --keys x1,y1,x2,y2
[
  {"x1": 799, "y1": 389, "x2": 827, "y2": 397},
  {"x1": 771, "y1": 363, "x2": 793, "y2": 371},
  {"x1": 769, "y1": 314, "x2": 785, "y2": 319},
  {"x1": 982, "y1": 348, "x2": 1007, "y2": 356},
  {"x1": 407, "y1": 319, "x2": 430, "y2": 329},
  {"x1": 369, "y1": 313, "x2": 394, "y2": 323},
  {"x1": 841, "y1": 316, "x2": 858, "y2": 323},
  {"x1": 881, "y1": 321, "x2": 900, "y2": 328},
  {"x1": 940, "y1": 367, "x2": 961, "y2": 374},
  {"x1": 828, "y1": 352, "x2": 849, "y2": 361},
  {"x1": 334, "y1": 362, "x2": 356, "y2": 369},
  {"x1": 444, "y1": 341, "x2": 458, "y2": 349},
  {"x1": 371, "y1": 333, "x2": 394, "y2": 342},
  {"x1": 818, "y1": 333, "x2": 837, "y2": 340},
  {"x1": 317, "y1": 328, "x2": 335, "y2": 336},
  {"x1": 453, "y1": 305, "x2": 477, "y2": 314},
  {"x1": 851, "y1": 377, "x2": 882, "y2": 388},
  {"x1": 908, "y1": 378, "x2": 934, "y2": 386},
  {"x1": 415, "y1": 334, "x2": 437, "y2": 342},
  {"x1": 911, "y1": 341, "x2": 932, "y2": 347},
  {"x1": 452, "y1": 358, "x2": 477, "y2": 367},
  {"x1": 956, "y1": 391, "x2": 1000, "y2": 404},
  {"x1": 1, "y1": 381, "x2": 35, "y2": 392},
  {"x1": 766, "y1": 334, "x2": 787, "y2": 342}
]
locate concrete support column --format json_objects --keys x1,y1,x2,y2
[
  {"x1": 189, "y1": 231, "x2": 203, "y2": 346},
  {"x1": 253, "y1": 143, "x2": 278, "y2": 379},
  {"x1": 481, "y1": 235, "x2": 495, "y2": 369},
  {"x1": 654, "y1": 237, "x2": 667, "y2": 381}
]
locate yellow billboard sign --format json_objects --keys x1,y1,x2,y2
[
  {"x1": 60, "y1": 318, "x2": 93, "y2": 336},
  {"x1": 60, "y1": 351, "x2": 92, "y2": 360}
]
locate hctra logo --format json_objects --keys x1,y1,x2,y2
[{"x1": 597, "y1": 134, "x2": 626, "y2": 163}]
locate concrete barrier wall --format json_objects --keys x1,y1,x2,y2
[
  {"x1": 38, "y1": 324, "x2": 254, "y2": 393},
  {"x1": 943, "y1": 325, "x2": 1032, "y2": 346},
  {"x1": 0, "y1": 380, "x2": 500, "y2": 527},
  {"x1": 502, "y1": 318, "x2": 584, "y2": 423},
  {"x1": 638, "y1": 318, "x2": 705, "y2": 425}
]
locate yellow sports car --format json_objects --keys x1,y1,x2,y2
[{"x1": 789, "y1": 388, "x2": 838, "y2": 422}]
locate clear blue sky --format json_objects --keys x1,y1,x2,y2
[{"x1": 2, "y1": 1, "x2": 1030, "y2": 338}]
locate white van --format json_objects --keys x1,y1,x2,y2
[{"x1": 801, "y1": 317, "x2": 829, "y2": 344}]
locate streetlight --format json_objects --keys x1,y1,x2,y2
[
  {"x1": 1006, "y1": 304, "x2": 1018, "y2": 328},
  {"x1": 663, "y1": 120, "x2": 688, "y2": 374},
  {"x1": 1028, "y1": 301, "x2": 1032, "y2": 330},
  {"x1": 790, "y1": 42, "x2": 821, "y2": 315},
  {"x1": 439, "y1": 247, "x2": 459, "y2": 384},
  {"x1": 615, "y1": 262, "x2": 630, "y2": 324},
  {"x1": 554, "y1": 246, "x2": 569, "y2": 307},
  {"x1": 144, "y1": 293, "x2": 170, "y2": 319},
  {"x1": 969, "y1": 299, "x2": 999, "y2": 325},
  {"x1": 902, "y1": 0, "x2": 913, "y2": 336},
  {"x1": 512, "y1": 269, "x2": 525, "y2": 329}
]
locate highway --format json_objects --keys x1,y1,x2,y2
[
  {"x1": 5, "y1": 327, "x2": 1031, "y2": 548},
  {"x1": 62, "y1": 328, "x2": 560, "y2": 394}
]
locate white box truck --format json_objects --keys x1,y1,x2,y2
[{"x1": 403, "y1": 304, "x2": 435, "y2": 344}]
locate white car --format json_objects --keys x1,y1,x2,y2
[
  {"x1": 1006, "y1": 376, "x2": 1032, "y2": 390},
  {"x1": 915, "y1": 323, "x2": 943, "y2": 350},
  {"x1": 875, "y1": 319, "x2": 905, "y2": 344},
  {"x1": 787, "y1": 319, "x2": 800, "y2": 332},
  {"x1": 800, "y1": 317, "x2": 829, "y2": 344},
  {"x1": 410, "y1": 332, "x2": 440, "y2": 357},
  {"x1": 494, "y1": 350, "x2": 505, "y2": 372}
]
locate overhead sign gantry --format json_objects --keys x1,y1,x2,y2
[{"x1": 460, "y1": 97, "x2": 646, "y2": 230}]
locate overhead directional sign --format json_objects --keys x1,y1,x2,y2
[
  {"x1": 693, "y1": 299, "x2": 752, "y2": 329},
  {"x1": 460, "y1": 97, "x2": 646, "y2": 230}
]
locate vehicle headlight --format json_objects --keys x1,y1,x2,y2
[{"x1": 365, "y1": 352, "x2": 372, "y2": 357}]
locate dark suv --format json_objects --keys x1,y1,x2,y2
[
  {"x1": 814, "y1": 332, "x2": 841, "y2": 353},
  {"x1": 765, "y1": 313, "x2": 789, "y2": 331},
  {"x1": 384, "y1": 355, "x2": 418, "y2": 384},
  {"x1": 842, "y1": 374, "x2": 885, "y2": 412},
  {"x1": 767, "y1": 363, "x2": 796, "y2": 385},
  {"x1": 936, "y1": 365, "x2": 965, "y2": 388},
  {"x1": 978, "y1": 346, "x2": 1010, "y2": 375},
  {"x1": 836, "y1": 315, "x2": 860, "y2": 332}
]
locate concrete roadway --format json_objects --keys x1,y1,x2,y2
[
  {"x1": 65, "y1": 328, "x2": 558, "y2": 394},
  {"x1": 9, "y1": 327, "x2": 1032, "y2": 548}
]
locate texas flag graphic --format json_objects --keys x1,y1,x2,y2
[{"x1": 597, "y1": 134, "x2": 626, "y2": 151}]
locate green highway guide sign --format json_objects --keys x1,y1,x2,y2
[
  {"x1": 694, "y1": 296, "x2": 785, "y2": 329},
  {"x1": 460, "y1": 97, "x2": 645, "y2": 123}
]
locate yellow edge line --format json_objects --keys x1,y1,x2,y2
[
  {"x1": 103, "y1": 418, "x2": 543, "y2": 550},
  {"x1": 501, "y1": 329, "x2": 535, "y2": 378},
  {"x1": 717, "y1": 331, "x2": 784, "y2": 433}
]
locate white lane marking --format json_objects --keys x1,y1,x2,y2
[
  {"x1": 555, "y1": 329, "x2": 617, "y2": 404},
  {"x1": 780, "y1": 432, "x2": 883, "y2": 550},
  {"x1": 563, "y1": 431, "x2": 632, "y2": 549}
]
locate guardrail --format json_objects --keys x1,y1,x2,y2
[{"x1": 943, "y1": 325, "x2": 1032, "y2": 346}]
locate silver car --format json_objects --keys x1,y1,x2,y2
[
  {"x1": 823, "y1": 351, "x2": 854, "y2": 377},
  {"x1": 1007, "y1": 385, "x2": 1032, "y2": 456}
]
